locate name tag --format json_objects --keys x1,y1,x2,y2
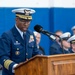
[{"x1": 14, "y1": 41, "x2": 20, "y2": 45}]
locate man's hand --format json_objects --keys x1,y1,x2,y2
[{"x1": 12, "y1": 64, "x2": 18, "y2": 73}]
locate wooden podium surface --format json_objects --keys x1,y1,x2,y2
[{"x1": 15, "y1": 53, "x2": 75, "y2": 75}]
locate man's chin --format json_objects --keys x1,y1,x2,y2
[{"x1": 23, "y1": 28, "x2": 27, "y2": 32}]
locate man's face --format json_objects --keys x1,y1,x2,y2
[
  {"x1": 62, "y1": 40, "x2": 70, "y2": 48},
  {"x1": 16, "y1": 17, "x2": 31, "y2": 32},
  {"x1": 55, "y1": 32, "x2": 63, "y2": 42}
]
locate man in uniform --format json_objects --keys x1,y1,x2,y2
[
  {"x1": 0, "y1": 8, "x2": 40, "y2": 75},
  {"x1": 67, "y1": 35, "x2": 75, "y2": 53},
  {"x1": 59, "y1": 32, "x2": 71, "y2": 54},
  {"x1": 50, "y1": 30, "x2": 63, "y2": 55},
  {"x1": 50, "y1": 32, "x2": 71, "y2": 55},
  {"x1": 33, "y1": 31, "x2": 45, "y2": 55},
  {"x1": 71, "y1": 25, "x2": 75, "y2": 35}
]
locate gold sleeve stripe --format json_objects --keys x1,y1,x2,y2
[
  {"x1": 4, "y1": 60, "x2": 13, "y2": 70},
  {"x1": 16, "y1": 14, "x2": 32, "y2": 20}
]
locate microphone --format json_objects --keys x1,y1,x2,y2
[
  {"x1": 34, "y1": 25, "x2": 59, "y2": 40},
  {"x1": 34, "y1": 25, "x2": 64, "y2": 54}
]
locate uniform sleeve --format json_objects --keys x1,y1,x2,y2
[
  {"x1": 0, "y1": 33, "x2": 16, "y2": 73},
  {"x1": 32, "y1": 34, "x2": 41, "y2": 56}
]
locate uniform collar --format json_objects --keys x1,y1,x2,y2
[{"x1": 15, "y1": 25, "x2": 23, "y2": 38}]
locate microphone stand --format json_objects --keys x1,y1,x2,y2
[{"x1": 58, "y1": 37, "x2": 65, "y2": 54}]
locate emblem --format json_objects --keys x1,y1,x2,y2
[
  {"x1": 14, "y1": 41, "x2": 20, "y2": 45},
  {"x1": 29, "y1": 35, "x2": 34, "y2": 43},
  {"x1": 24, "y1": 10, "x2": 31, "y2": 16},
  {"x1": 15, "y1": 51, "x2": 20, "y2": 55}
]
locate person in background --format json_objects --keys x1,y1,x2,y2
[
  {"x1": 71, "y1": 25, "x2": 75, "y2": 35},
  {"x1": 33, "y1": 31, "x2": 45, "y2": 55},
  {"x1": 0, "y1": 8, "x2": 41, "y2": 75},
  {"x1": 55, "y1": 30, "x2": 63, "y2": 42},
  {"x1": 67, "y1": 35, "x2": 75, "y2": 53},
  {"x1": 50, "y1": 30, "x2": 63, "y2": 55},
  {"x1": 59, "y1": 32, "x2": 71, "y2": 54}
]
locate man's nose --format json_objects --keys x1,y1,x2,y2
[{"x1": 24, "y1": 22, "x2": 28, "y2": 25}]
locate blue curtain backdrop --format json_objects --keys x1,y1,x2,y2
[{"x1": 0, "y1": 7, "x2": 75, "y2": 55}]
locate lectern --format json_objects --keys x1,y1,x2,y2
[{"x1": 15, "y1": 53, "x2": 75, "y2": 75}]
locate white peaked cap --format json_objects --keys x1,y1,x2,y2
[
  {"x1": 12, "y1": 8, "x2": 35, "y2": 14},
  {"x1": 71, "y1": 26, "x2": 75, "y2": 30},
  {"x1": 60, "y1": 32, "x2": 71, "y2": 39},
  {"x1": 67, "y1": 35, "x2": 75, "y2": 43}
]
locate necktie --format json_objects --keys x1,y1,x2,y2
[
  {"x1": 23, "y1": 32, "x2": 27, "y2": 60},
  {"x1": 23, "y1": 32, "x2": 26, "y2": 45}
]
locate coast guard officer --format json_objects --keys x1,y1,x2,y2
[
  {"x1": 67, "y1": 35, "x2": 75, "y2": 53},
  {"x1": 50, "y1": 30, "x2": 63, "y2": 55},
  {"x1": 71, "y1": 25, "x2": 75, "y2": 35},
  {"x1": 60, "y1": 32, "x2": 71, "y2": 53},
  {"x1": 0, "y1": 8, "x2": 40, "y2": 75},
  {"x1": 50, "y1": 32, "x2": 71, "y2": 55},
  {"x1": 33, "y1": 31, "x2": 45, "y2": 55}
]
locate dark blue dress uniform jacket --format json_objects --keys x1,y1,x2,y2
[
  {"x1": 50, "y1": 41, "x2": 63, "y2": 55},
  {"x1": 50, "y1": 41, "x2": 71, "y2": 55},
  {"x1": 0, "y1": 26, "x2": 40, "y2": 75}
]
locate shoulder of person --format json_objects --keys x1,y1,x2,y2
[
  {"x1": 27, "y1": 30, "x2": 34, "y2": 35},
  {"x1": 1, "y1": 30, "x2": 12, "y2": 36}
]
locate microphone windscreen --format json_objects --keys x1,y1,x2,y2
[{"x1": 34, "y1": 25, "x2": 43, "y2": 33}]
